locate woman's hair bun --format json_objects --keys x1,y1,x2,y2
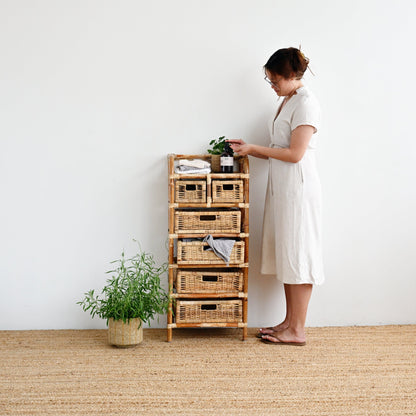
[{"x1": 264, "y1": 47, "x2": 309, "y2": 79}]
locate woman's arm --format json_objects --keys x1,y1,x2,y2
[
  {"x1": 227, "y1": 139, "x2": 268, "y2": 159},
  {"x1": 228, "y1": 125, "x2": 315, "y2": 163}
]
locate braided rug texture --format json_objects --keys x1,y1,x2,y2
[{"x1": 1, "y1": 326, "x2": 415, "y2": 415}]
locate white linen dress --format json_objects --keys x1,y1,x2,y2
[{"x1": 260, "y1": 86, "x2": 325, "y2": 285}]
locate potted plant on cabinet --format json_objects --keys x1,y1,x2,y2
[
  {"x1": 207, "y1": 135, "x2": 229, "y2": 172},
  {"x1": 77, "y1": 242, "x2": 170, "y2": 347}
]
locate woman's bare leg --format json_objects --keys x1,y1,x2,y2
[
  {"x1": 259, "y1": 284, "x2": 291, "y2": 335},
  {"x1": 262, "y1": 284, "x2": 312, "y2": 343}
]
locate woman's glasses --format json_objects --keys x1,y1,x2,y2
[{"x1": 264, "y1": 76, "x2": 282, "y2": 87}]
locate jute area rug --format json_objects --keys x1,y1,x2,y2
[{"x1": 1, "y1": 326, "x2": 415, "y2": 415}]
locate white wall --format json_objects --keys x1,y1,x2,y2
[{"x1": 1, "y1": 0, "x2": 415, "y2": 330}]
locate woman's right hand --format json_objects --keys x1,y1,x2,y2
[
  {"x1": 227, "y1": 139, "x2": 248, "y2": 155},
  {"x1": 227, "y1": 139, "x2": 269, "y2": 159},
  {"x1": 227, "y1": 139, "x2": 246, "y2": 146}
]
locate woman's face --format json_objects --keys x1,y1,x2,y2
[{"x1": 265, "y1": 70, "x2": 297, "y2": 97}]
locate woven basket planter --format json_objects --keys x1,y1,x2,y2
[
  {"x1": 108, "y1": 318, "x2": 143, "y2": 348},
  {"x1": 211, "y1": 155, "x2": 221, "y2": 173}
]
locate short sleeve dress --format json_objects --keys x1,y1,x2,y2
[{"x1": 260, "y1": 86, "x2": 325, "y2": 285}]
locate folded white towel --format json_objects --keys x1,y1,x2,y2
[
  {"x1": 175, "y1": 166, "x2": 211, "y2": 174},
  {"x1": 179, "y1": 159, "x2": 211, "y2": 169}
]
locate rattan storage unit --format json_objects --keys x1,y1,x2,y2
[{"x1": 167, "y1": 154, "x2": 249, "y2": 341}]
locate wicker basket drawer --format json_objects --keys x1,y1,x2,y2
[
  {"x1": 176, "y1": 270, "x2": 243, "y2": 293},
  {"x1": 175, "y1": 210, "x2": 241, "y2": 234},
  {"x1": 212, "y1": 180, "x2": 244, "y2": 203},
  {"x1": 175, "y1": 180, "x2": 206, "y2": 203},
  {"x1": 176, "y1": 299, "x2": 242, "y2": 323},
  {"x1": 177, "y1": 241, "x2": 244, "y2": 265}
]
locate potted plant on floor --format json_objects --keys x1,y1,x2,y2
[{"x1": 77, "y1": 242, "x2": 170, "y2": 347}]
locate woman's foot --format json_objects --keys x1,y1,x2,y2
[
  {"x1": 261, "y1": 328, "x2": 306, "y2": 345},
  {"x1": 257, "y1": 322, "x2": 289, "y2": 337}
]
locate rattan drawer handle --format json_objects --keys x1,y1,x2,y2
[
  {"x1": 222, "y1": 184, "x2": 234, "y2": 190},
  {"x1": 202, "y1": 275, "x2": 218, "y2": 282},
  {"x1": 199, "y1": 215, "x2": 217, "y2": 221},
  {"x1": 185, "y1": 184, "x2": 197, "y2": 191},
  {"x1": 201, "y1": 304, "x2": 217, "y2": 310}
]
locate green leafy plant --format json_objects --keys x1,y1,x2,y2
[
  {"x1": 207, "y1": 136, "x2": 233, "y2": 155},
  {"x1": 77, "y1": 242, "x2": 170, "y2": 327}
]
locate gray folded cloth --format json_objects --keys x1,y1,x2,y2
[{"x1": 203, "y1": 234, "x2": 235, "y2": 266}]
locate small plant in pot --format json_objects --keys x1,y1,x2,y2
[
  {"x1": 207, "y1": 135, "x2": 227, "y2": 156},
  {"x1": 77, "y1": 242, "x2": 170, "y2": 347},
  {"x1": 207, "y1": 135, "x2": 233, "y2": 172}
]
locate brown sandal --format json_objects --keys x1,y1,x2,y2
[{"x1": 260, "y1": 334, "x2": 306, "y2": 346}]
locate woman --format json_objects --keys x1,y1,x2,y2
[{"x1": 229, "y1": 47, "x2": 324, "y2": 346}]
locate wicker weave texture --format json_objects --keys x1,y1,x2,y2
[
  {"x1": 107, "y1": 318, "x2": 143, "y2": 347},
  {"x1": 176, "y1": 299, "x2": 243, "y2": 323},
  {"x1": 210, "y1": 155, "x2": 221, "y2": 173},
  {"x1": 175, "y1": 180, "x2": 206, "y2": 203},
  {"x1": 175, "y1": 210, "x2": 241, "y2": 234},
  {"x1": 176, "y1": 270, "x2": 243, "y2": 293},
  {"x1": 212, "y1": 180, "x2": 244, "y2": 203},
  {"x1": 177, "y1": 241, "x2": 244, "y2": 265}
]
